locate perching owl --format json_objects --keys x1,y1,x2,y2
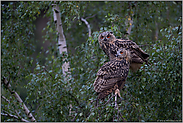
[
  {"x1": 93, "y1": 48, "x2": 131, "y2": 100},
  {"x1": 98, "y1": 31, "x2": 149, "y2": 72}
]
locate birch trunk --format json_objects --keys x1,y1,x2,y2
[
  {"x1": 52, "y1": 3, "x2": 73, "y2": 116},
  {"x1": 52, "y1": 3, "x2": 71, "y2": 78},
  {"x1": 125, "y1": 2, "x2": 134, "y2": 39}
]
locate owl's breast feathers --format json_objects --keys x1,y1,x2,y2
[
  {"x1": 94, "y1": 59, "x2": 130, "y2": 95},
  {"x1": 97, "y1": 59, "x2": 129, "y2": 77}
]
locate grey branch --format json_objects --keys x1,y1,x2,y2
[
  {"x1": 2, "y1": 77, "x2": 36, "y2": 122},
  {"x1": 85, "y1": 14, "x2": 96, "y2": 20},
  {"x1": 1, "y1": 95, "x2": 22, "y2": 119},
  {"x1": 1, "y1": 95, "x2": 10, "y2": 103},
  {"x1": 2, "y1": 111, "x2": 29, "y2": 122},
  {"x1": 81, "y1": 17, "x2": 91, "y2": 37}
]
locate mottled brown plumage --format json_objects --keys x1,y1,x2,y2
[
  {"x1": 93, "y1": 48, "x2": 131, "y2": 100},
  {"x1": 98, "y1": 31, "x2": 149, "y2": 72}
]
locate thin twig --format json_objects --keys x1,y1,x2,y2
[
  {"x1": 68, "y1": 92, "x2": 82, "y2": 109},
  {"x1": 2, "y1": 77, "x2": 36, "y2": 122},
  {"x1": 43, "y1": 67, "x2": 54, "y2": 79},
  {"x1": 85, "y1": 14, "x2": 96, "y2": 20},
  {"x1": 1, "y1": 95, "x2": 22, "y2": 119},
  {"x1": 96, "y1": 94, "x2": 116, "y2": 108},
  {"x1": 119, "y1": 111, "x2": 126, "y2": 122},
  {"x1": 115, "y1": 94, "x2": 118, "y2": 109},
  {"x1": 81, "y1": 17, "x2": 91, "y2": 37},
  {"x1": 1, "y1": 95, "x2": 10, "y2": 103},
  {"x1": 1, "y1": 111, "x2": 29, "y2": 122}
]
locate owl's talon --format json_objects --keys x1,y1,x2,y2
[{"x1": 115, "y1": 89, "x2": 121, "y2": 97}]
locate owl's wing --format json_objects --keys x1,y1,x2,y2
[
  {"x1": 130, "y1": 53, "x2": 144, "y2": 64},
  {"x1": 94, "y1": 76, "x2": 120, "y2": 92},
  {"x1": 96, "y1": 60, "x2": 115, "y2": 76},
  {"x1": 115, "y1": 39, "x2": 149, "y2": 64},
  {"x1": 94, "y1": 60, "x2": 129, "y2": 93}
]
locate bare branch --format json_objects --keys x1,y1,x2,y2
[
  {"x1": 68, "y1": 92, "x2": 82, "y2": 109},
  {"x1": 2, "y1": 77, "x2": 36, "y2": 122},
  {"x1": 43, "y1": 67, "x2": 54, "y2": 79},
  {"x1": 81, "y1": 17, "x2": 92, "y2": 37},
  {"x1": 1, "y1": 95, "x2": 10, "y2": 103},
  {"x1": 119, "y1": 111, "x2": 127, "y2": 122},
  {"x1": 115, "y1": 94, "x2": 118, "y2": 109},
  {"x1": 1, "y1": 95, "x2": 24, "y2": 121},
  {"x1": 3, "y1": 76, "x2": 11, "y2": 88},
  {"x1": 1, "y1": 111, "x2": 29, "y2": 122},
  {"x1": 85, "y1": 14, "x2": 96, "y2": 20},
  {"x1": 96, "y1": 94, "x2": 116, "y2": 108}
]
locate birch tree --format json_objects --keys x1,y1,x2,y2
[
  {"x1": 1, "y1": 1, "x2": 182, "y2": 122},
  {"x1": 52, "y1": 3, "x2": 71, "y2": 79}
]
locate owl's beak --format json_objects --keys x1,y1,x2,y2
[{"x1": 104, "y1": 38, "x2": 107, "y2": 41}]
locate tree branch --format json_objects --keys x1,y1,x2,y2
[
  {"x1": 85, "y1": 14, "x2": 96, "y2": 20},
  {"x1": 2, "y1": 77, "x2": 36, "y2": 122},
  {"x1": 1, "y1": 95, "x2": 22, "y2": 120},
  {"x1": 1, "y1": 95, "x2": 10, "y2": 103},
  {"x1": 115, "y1": 94, "x2": 118, "y2": 109},
  {"x1": 2, "y1": 111, "x2": 29, "y2": 122},
  {"x1": 119, "y1": 111, "x2": 126, "y2": 122},
  {"x1": 81, "y1": 17, "x2": 92, "y2": 37}
]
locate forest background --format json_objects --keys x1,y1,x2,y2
[{"x1": 1, "y1": 1, "x2": 182, "y2": 122}]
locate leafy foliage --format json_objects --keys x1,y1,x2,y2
[{"x1": 1, "y1": 1, "x2": 182, "y2": 122}]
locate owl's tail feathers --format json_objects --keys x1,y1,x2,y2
[
  {"x1": 131, "y1": 46, "x2": 149, "y2": 65},
  {"x1": 97, "y1": 90, "x2": 112, "y2": 101},
  {"x1": 93, "y1": 77, "x2": 103, "y2": 92}
]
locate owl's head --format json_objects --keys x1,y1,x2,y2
[
  {"x1": 116, "y1": 48, "x2": 131, "y2": 62},
  {"x1": 98, "y1": 31, "x2": 116, "y2": 43}
]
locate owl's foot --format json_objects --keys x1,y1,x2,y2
[{"x1": 115, "y1": 89, "x2": 121, "y2": 97}]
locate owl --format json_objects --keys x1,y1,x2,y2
[
  {"x1": 98, "y1": 31, "x2": 149, "y2": 72},
  {"x1": 93, "y1": 48, "x2": 131, "y2": 100}
]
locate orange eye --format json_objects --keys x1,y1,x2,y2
[
  {"x1": 120, "y1": 51, "x2": 123, "y2": 54},
  {"x1": 101, "y1": 36, "x2": 104, "y2": 39},
  {"x1": 107, "y1": 35, "x2": 110, "y2": 38}
]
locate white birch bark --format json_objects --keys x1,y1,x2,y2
[
  {"x1": 52, "y1": 3, "x2": 71, "y2": 78},
  {"x1": 52, "y1": 3, "x2": 73, "y2": 116},
  {"x1": 81, "y1": 17, "x2": 91, "y2": 37}
]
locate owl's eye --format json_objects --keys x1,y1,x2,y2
[
  {"x1": 120, "y1": 51, "x2": 123, "y2": 54},
  {"x1": 107, "y1": 35, "x2": 110, "y2": 38},
  {"x1": 101, "y1": 36, "x2": 104, "y2": 39}
]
